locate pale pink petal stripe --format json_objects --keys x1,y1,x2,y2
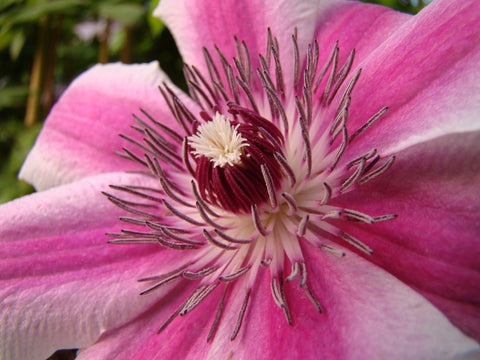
[
  {"x1": 0, "y1": 172, "x2": 188, "y2": 360},
  {"x1": 19, "y1": 62, "x2": 186, "y2": 191}
]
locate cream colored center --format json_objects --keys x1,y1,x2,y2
[{"x1": 188, "y1": 112, "x2": 249, "y2": 167}]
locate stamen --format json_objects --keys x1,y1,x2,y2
[
  {"x1": 207, "y1": 284, "x2": 229, "y2": 342},
  {"x1": 140, "y1": 108, "x2": 184, "y2": 143},
  {"x1": 343, "y1": 208, "x2": 375, "y2": 224},
  {"x1": 297, "y1": 101, "x2": 312, "y2": 177},
  {"x1": 219, "y1": 266, "x2": 251, "y2": 281},
  {"x1": 336, "y1": 69, "x2": 362, "y2": 118},
  {"x1": 319, "y1": 244, "x2": 346, "y2": 257},
  {"x1": 297, "y1": 215, "x2": 309, "y2": 237},
  {"x1": 191, "y1": 181, "x2": 220, "y2": 218},
  {"x1": 339, "y1": 231, "x2": 373, "y2": 255},
  {"x1": 359, "y1": 156, "x2": 395, "y2": 185},
  {"x1": 321, "y1": 182, "x2": 333, "y2": 205},
  {"x1": 265, "y1": 28, "x2": 273, "y2": 67},
  {"x1": 203, "y1": 229, "x2": 238, "y2": 250},
  {"x1": 163, "y1": 199, "x2": 204, "y2": 226},
  {"x1": 321, "y1": 211, "x2": 341, "y2": 220},
  {"x1": 108, "y1": 184, "x2": 162, "y2": 202},
  {"x1": 330, "y1": 126, "x2": 348, "y2": 171},
  {"x1": 321, "y1": 46, "x2": 339, "y2": 104},
  {"x1": 304, "y1": 283, "x2": 322, "y2": 313},
  {"x1": 215, "y1": 229, "x2": 252, "y2": 244},
  {"x1": 231, "y1": 288, "x2": 251, "y2": 341},
  {"x1": 157, "y1": 236, "x2": 198, "y2": 250},
  {"x1": 103, "y1": 193, "x2": 157, "y2": 219},
  {"x1": 117, "y1": 147, "x2": 148, "y2": 167},
  {"x1": 140, "y1": 272, "x2": 183, "y2": 295},
  {"x1": 348, "y1": 148, "x2": 377, "y2": 168},
  {"x1": 262, "y1": 85, "x2": 289, "y2": 132},
  {"x1": 261, "y1": 164, "x2": 278, "y2": 209},
  {"x1": 191, "y1": 65, "x2": 219, "y2": 103},
  {"x1": 236, "y1": 76, "x2": 259, "y2": 113},
  {"x1": 373, "y1": 214, "x2": 398, "y2": 222},
  {"x1": 183, "y1": 266, "x2": 218, "y2": 280},
  {"x1": 215, "y1": 45, "x2": 240, "y2": 103},
  {"x1": 182, "y1": 138, "x2": 196, "y2": 178},
  {"x1": 157, "y1": 296, "x2": 191, "y2": 334},
  {"x1": 271, "y1": 36, "x2": 285, "y2": 97},
  {"x1": 195, "y1": 201, "x2": 227, "y2": 230},
  {"x1": 281, "y1": 192, "x2": 297, "y2": 215},
  {"x1": 202, "y1": 47, "x2": 224, "y2": 94},
  {"x1": 328, "y1": 48, "x2": 355, "y2": 104},
  {"x1": 181, "y1": 282, "x2": 220, "y2": 316},
  {"x1": 350, "y1": 106, "x2": 389, "y2": 142},
  {"x1": 340, "y1": 158, "x2": 366, "y2": 193},
  {"x1": 251, "y1": 204, "x2": 270, "y2": 236},
  {"x1": 292, "y1": 30, "x2": 300, "y2": 90},
  {"x1": 298, "y1": 262, "x2": 307, "y2": 287},
  {"x1": 274, "y1": 152, "x2": 296, "y2": 188},
  {"x1": 314, "y1": 41, "x2": 338, "y2": 92},
  {"x1": 152, "y1": 225, "x2": 203, "y2": 245},
  {"x1": 108, "y1": 238, "x2": 159, "y2": 244},
  {"x1": 187, "y1": 78, "x2": 214, "y2": 110},
  {"x1": 160, "y1": 178, "x2": 194, "y2": 208},
  {"x1": 270, "y1": 276, "x2": 292, "y2": 324}
]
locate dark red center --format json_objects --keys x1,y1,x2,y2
[{"x1": 192, "y1": 105, "x2": 285, "y2": 213}]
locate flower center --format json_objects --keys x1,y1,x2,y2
[
  {"x1": 186, "y1": 109, "x2": 285, "y2": 213},
  {"x1": 188, "y1": 112, "x2": 248, "y2": 168}
]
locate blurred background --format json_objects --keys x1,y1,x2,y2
[
  {"x1": 0, "y1": 1, "x2": 432, "y2": 359},
  {"x1": 0, "y1": 0, "x2": 432, "y2": 206}
]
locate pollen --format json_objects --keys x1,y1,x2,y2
[{"x1": 188, "y1": 112, "x2": 249, "y2": 167}]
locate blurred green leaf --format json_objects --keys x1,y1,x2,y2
[
  {"x1": 148, "y1": 0, "x2": 164, "y2": 36},
  {"x1": 0, "y1": 0, "x2": 86, "y2": 29},
  {"x1": 0, "y1": 30, "x2": 15, "y2": 52},
  {"x1": 0, "y1": 175, "x2": 34, "y2": 204},
  {"x1": 0, "y1": 86, "x2": 30, "y2": 109},
  {"x1": 0, "y1": 0, "x2": 22, "y2": 13},
  {"x1": 6, "y1": 122, "x2": 42, "y2": 174},
  {"x1": 0, "y1": 121, "x2": 40, "y2": 203},
  {"x1": 98, "y1": 2, "x2": 146, "y2": 25},
  {"x1": 9, "y1": 29, "x2": 26, "y2": 60}
]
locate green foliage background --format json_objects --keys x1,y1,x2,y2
[{"x1": 0, "y1": 0, "x2": 430, "y2": 205}]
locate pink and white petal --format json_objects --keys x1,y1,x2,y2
[
  {"x1": 339, "y1": 0, "x2": 480, "y2": 159},
  {"x1": 19, "y1": 62, "x2": 187, "y2": 191},
  {"x1": 0, "y1": 172, "x2": 190, "y2": 360},
  {"x1": 73, "y1": 245, "x2": 479, "y2": 360},
  {"x1": 331, "y1": 131, "x2": 480, "y2": 340},
  {"x1": 310, "y1": 1, "x2": 411, "y2": 72},
  {"x1": 155, "y1": 0, "x2": 338, "y2": 88}
]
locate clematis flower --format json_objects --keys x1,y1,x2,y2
[{"x1": 1, "y1": 0, "x2": 480, "y2": 359}]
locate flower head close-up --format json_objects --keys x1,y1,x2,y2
[{"x1": 1, "y1": 0, "x2": 480, "y2": 359}]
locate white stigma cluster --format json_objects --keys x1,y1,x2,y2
[{"x1": 188, "y1": 112, "x2": 249, "y2": 167}]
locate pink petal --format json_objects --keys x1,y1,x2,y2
[
  {"x1": 156, "y1": 0, "x2": 410, "y2": 98},
  {"x1": 331, "y1": 131, "x2": 480, "y2": 340},
  {"x1": 19, "y1": 62, "x2": 187, "y2": 191},
  {"x1": 155, "y1": 0, "x2": 331, "y2": 89},
  {"x1": 339, "y1": 0, "x2": 480, "y2": 158},
  {"x1": 76, "y1": 244, "x2": 479, "y2": 360},
  {"x1": 0, "y1": 172, "x2": 189, "y2": 360}
]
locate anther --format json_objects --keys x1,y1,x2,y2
[
  {"x1": 251, "y1": 204, "x2": 270, "y2": 236},
  {"x1": 261, "y1": 164, "x2": 278, "y2": 209},
  {"x1": 231, "y1": 288, "x2": 251, "y2": 341},
  {"x1": 203, "y1": 229, "x2": 238, "y2": 250}
]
